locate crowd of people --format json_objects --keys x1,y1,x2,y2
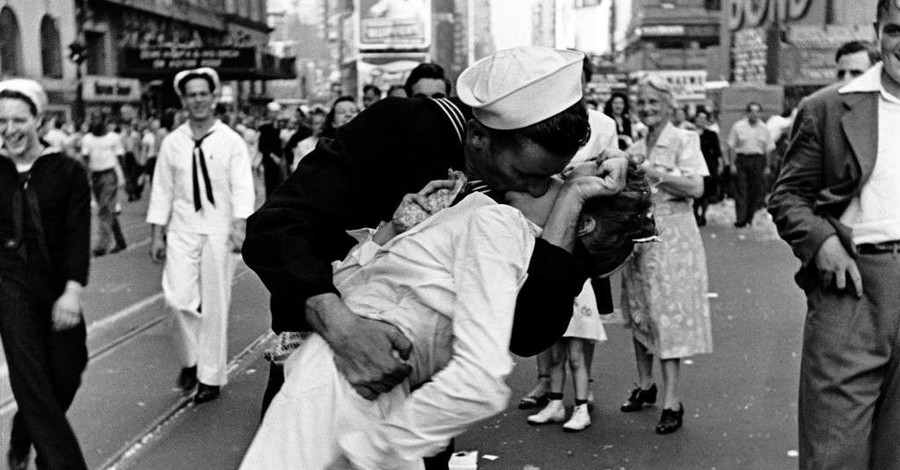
[{"x1": 1, "y1": 2, "x2": 898, "y2": 467}]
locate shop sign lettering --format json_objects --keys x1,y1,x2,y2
[{"x1": 728, "y1": 0, "x2": 813, "y2": 31}]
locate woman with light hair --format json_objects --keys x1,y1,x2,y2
[{"x1": 618, "y1": 76, "x2": 713, "y2": 435}]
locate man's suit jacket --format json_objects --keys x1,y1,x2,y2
[{"x1": 768, "y1": 83, "x2": 879, "y2": 291}]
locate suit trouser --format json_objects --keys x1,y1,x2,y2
[
  {"x1": 734, "y1": 154, "x2": 767, "y2": 225},
  {"x1": 0, "y1": 276, "x2": 88, "y2": 470},
  {"x1": 162, "y1": 231, "x2": 235, "y2": 386},
  {"x1": 800, "y1": 252, "x2": 900, "y2": 469},
  {"x1": 90, "y1": 169, "x2": 126, "y2": 251}
]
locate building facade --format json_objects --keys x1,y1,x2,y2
[
  {"x1": 0, "y1": 0, "x2": 79, "y2": 119},
  {"x1": 619, "y1": 0, "x2": 724, "y2": 78},
  {"x1": 724, "y1": 0, "x2": 877, "y2": 106}
]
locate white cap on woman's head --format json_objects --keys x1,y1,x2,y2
[
  {"x1": 0, "y1": 78, "x2": 48, "y2": 115},
  {"x1": 173, "y1": 67, "x2": 221, "y2": 97},
  {"x1": 456, "y1": 46, "x2": 584, "y2": 130}
]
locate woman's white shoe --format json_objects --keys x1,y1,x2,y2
[
  {"x1": 526, "y1": 399, "x2": 566, "y2": 425},
  {"x1": 562, "y1": 404, "x2": 592, "y2": 432}
]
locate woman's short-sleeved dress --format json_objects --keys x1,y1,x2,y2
[{"x1": 622, "y1": 123, "x2": 713, "y2": 359}]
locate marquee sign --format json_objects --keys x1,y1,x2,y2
[{"x1": 120, "y1": 47, "x2": 257, "y2": 76}]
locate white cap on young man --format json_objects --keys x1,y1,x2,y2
[
  {"x1": 0, "y1": 78, "x2": 48, "y2": 115},
  {"x1": 173, "y1": 67, "x2": 221, "y2": 97},
  {"x1": 456, "y1": 46, "x2": 584, "y2": 130}
]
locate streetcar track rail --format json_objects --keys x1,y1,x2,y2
[{"x1": 0, "y1": 267, "x2": 253, "y2": 416}]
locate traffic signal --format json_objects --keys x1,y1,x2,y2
[{"x1": 68, "y1": 41, "x2": 86, "y2": 64}]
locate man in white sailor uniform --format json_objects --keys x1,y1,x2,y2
[{"x1": 146, "y1": 67, "x2": 255, "y2": 403}]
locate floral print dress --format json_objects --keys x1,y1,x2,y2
[{"x1": 622, "y1": 123, "x2": 713, "y2": 359}]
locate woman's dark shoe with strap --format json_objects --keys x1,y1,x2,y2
[
  {"x1": 655, "y1": 403, "x2": 684, "y2": 434},
  {"x1": 620, "y1": 383, "x2": 658, "y2": 412},
  {"x1": 518, "y1": 392, "x2": 550, "y2": 410}
]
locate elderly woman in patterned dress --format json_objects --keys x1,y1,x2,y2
[{"x1": 619, "y1": 77, "x2": 713, "y2": 435}]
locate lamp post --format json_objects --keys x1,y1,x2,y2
[{"x1": 69, "y1": 0, "x2": 88, "y2": 123}]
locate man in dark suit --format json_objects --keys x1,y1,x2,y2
[{"x1": 768, "y1": 1, "x2": 900, "y2": 467}]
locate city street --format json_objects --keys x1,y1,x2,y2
[{"x1": 0, "y1": 196, "x2": 807, "y2": 470}]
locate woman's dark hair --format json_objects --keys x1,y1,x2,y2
[
  {"x1": 580, "y1": 164, "x2": 657, "y2": 277},
  {"x1": 89, "y1": 119, "x2": 107, "y2": 137},
  {"x1": 487, "y1": 100, "x2": 591, "y2": 158},
  {"x1": 321, "y1": 95, "x2": 358, "y2": 139},
  {"x1": 0, "y1": 90, "x2": 38, "y2": 116},
  {"x1": 603, "y1": 92, "x2": 630, "y2": 118}
]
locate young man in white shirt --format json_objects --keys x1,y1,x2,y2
[{"x1": 146, "y1": 68, "x2": 255, "y2": 403}]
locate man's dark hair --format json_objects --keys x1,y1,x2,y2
[
  {"x1": 487, "y1": 101, "x2": 591, "y2": 158},
  {"x1": 835, "y1": 40, "x2": 879, "y2": 64},
  {"x1": 403, "y1": 63, "x2": 451, "y2": 97},
  {"x1": 363, "y1": 84, "x2": 382, "y2": 96},
  {"x1": 694, "y1": 108, "x2": 710, "y2": 120},
  {"x1": 89, "y1": 119, "x2": 107, "y2": 137},
  {"x1": 177, "y1": 72, "x2": 216, "y2": 96},
  {"x1": 580, "y1": 165, "x2": 656, "y2": 277}
]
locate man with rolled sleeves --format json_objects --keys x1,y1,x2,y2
[
  {"x1": 727, "y1": 102, "x2": 775, "y2": 227},
  {"x1": 146, "y1": 68, "x2": 255, "y2": 404},
  {"x1": 243, "y1": 46, "x2": 628, "y2": 469},
  {"x1": 769, "y1": 1, "x2": 900, "y2": 467}
]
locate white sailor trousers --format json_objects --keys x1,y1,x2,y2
[{"x1": 162, "y1": 230, "x2": 235, "y2": 386}]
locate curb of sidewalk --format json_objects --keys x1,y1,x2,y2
[{"x1": 102, "y1": 331, "x2": 275, "y2": 470}]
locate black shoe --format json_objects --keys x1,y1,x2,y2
[
  {"x1": 7, "y1": 450, "x2": 29, "y2": 470},
  {"x1": 92, "y1": 248, "x2": 108, "y2": 258},
  {"x1": 620, "y1": 384, "x2": 658, "y2": 412},
  {"x1": 655, "y1": 403, "x2": 684, "y2": 434},
  {"x1": 194, "y1": 383, "x2": 220, "y2": 404},
  {"x1": 697, "y1": 215, "x2": 707, "y2": 227},
  {"x1": 177, "y1": 365, "x2": 198, "y2": 392},
  {"x1": 734, "y1": 222, "x2": 748, "y2": 228},
  {"x1": 517, "y1": 393, "x2": 550, "y2": 410}
]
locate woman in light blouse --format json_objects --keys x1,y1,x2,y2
[{"x1": 619, "y1": 77, "x2": 713, "y2": 435}]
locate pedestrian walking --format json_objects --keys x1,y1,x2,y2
[
  {"x1": 768, "y1": 1, "x2": 900, "y2": 467},
  {"x1": 81, "y1": 118, "x2": 128, "y2": 256},
  {"x1": 620, "y1": 76, "x2": 712, "y2": 435},
  {"x1": 692, "y1": 109, "x2": 722, "y2": 226},
  {"x1": 258, "y1": 102, "x2": 286, "y2": 197},
  {"x1": 146, "y1": 67, "x2": 255, "y2": 404},
  {"x1": 242, "y1": 46, "x2": 629, "y2": 469},
  {"x1": 120, "y1": 120, "x2": 143, "y2": 201},
  {"x1": 0, "y1": 78, "x2": 90, "y2": 470},
  {"x1": 726, "y1": 102, "x2": 775, "y2": 228}
]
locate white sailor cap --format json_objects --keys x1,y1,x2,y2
[
  {"x1": 173, "y1": 67, "x2": 221, "y2": 97},
  {"x1": 0, "y1": 78, "x2": 48, "y2": 115},
  {"x1": 456, "y1": 46, "x2": 584, "y2": 130}
]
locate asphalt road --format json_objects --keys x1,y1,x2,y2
[{"x1": 0, "y1": 197, "x2": 809, "y2": 470}]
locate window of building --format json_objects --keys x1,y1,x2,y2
[
  {"x1": 0, "y1": 7, "x2": 22, "y2": 76},
  {"x1": 85, "y1": 31, "x2": 107, "y2": 76},
  {"x1": 41, "y1": 16, "x2": 63, "y2": 78}
]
